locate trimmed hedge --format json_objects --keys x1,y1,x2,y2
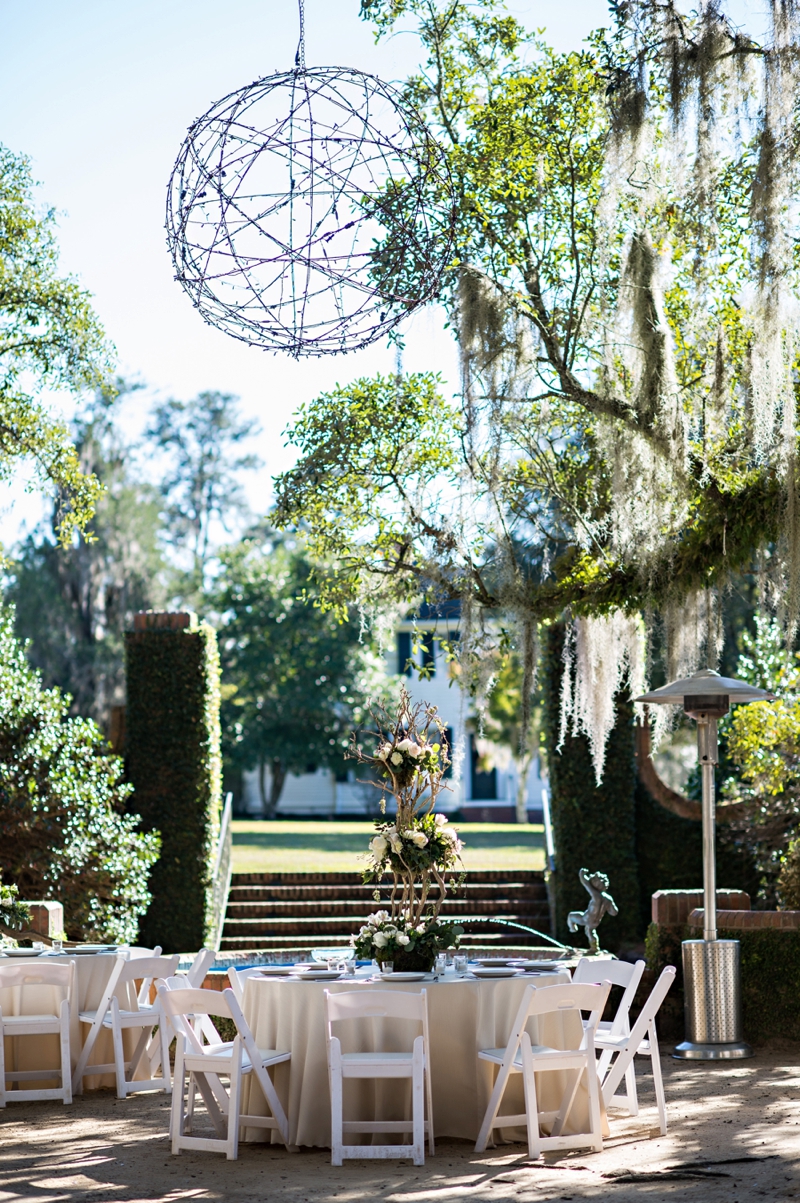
[
  {"x1": 543, "y1": 624, "x2": 641, "y2": 951},
  {"x1": 125, "y1": 614, "x2": 222, "y2": 953},
  {"x1": 646, "y1": 922, "x2": 800, "y2": 1044}
]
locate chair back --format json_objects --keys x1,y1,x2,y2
[
  {"x1": 0, "y1": 960, "x2": 74, "y2": 1017},
  {"x1": 185, "y1": 948, "x2": 216, "y2": 988},
  {"x1": 324, "y1": 988, "x2": 430, "y2": 1059},
  {"x1": 573, "y1": 957, "x2": 645, "y2": 1034},
  {"x1": 157, "y1": 983, "x2": 261, "y2": 1067},
  {"x1": 125, "y1": 945, "x2": 163, "y2": 958},
  {"x1": 227, "y1": 965, "x2": 269, "y2": 1004},
  {"x1": 119, "y1": 954, "x2": 179, "y2": 1007},
  {"x1": 527, "y1": 980, "x2": 611, "y2": 1040},
  {"x1": 599, "y1": 966, "x2": 676, "y2": 1102}
]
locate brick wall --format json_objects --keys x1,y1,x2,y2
[
  {"x1": 651, "y1": 888, "x2": 750, "y2": 926},
  {"x1": 687, "y1": 908, "x2": 800, "y2": 930}
]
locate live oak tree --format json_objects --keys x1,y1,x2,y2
[
  {"x1": 275, "y1": 0, "x2": 800, "y2": 774},
  {"x1": 214, "y1": 529, "x2": 387, "y2": 815},
  {"x1": 0, "y1": 145, "x2": 111, "y2": 542},
  {"x1": 6, "y1": 384, "x2": 169, "y2": 727}
]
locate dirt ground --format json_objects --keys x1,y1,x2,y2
[{"x1": 2, "y1": 1050, "x2": 800, "y2": 1202}]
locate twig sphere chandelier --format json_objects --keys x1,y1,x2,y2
[{"x1": 165, "y1": 2, "x2": 455, "y2": 356}]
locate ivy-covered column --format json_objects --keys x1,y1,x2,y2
[
  {"x1": 543, "y1": 623, "x2": 641, "y2": 951},
  {"x1": 125, "y1": 611, "x2": 222, "y2": 953}
]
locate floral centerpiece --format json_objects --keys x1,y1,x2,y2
[
  {"x1": 0, "y1": 884, "x2": 31, "y2": 948},
  {"x1": 349, "y1": 687, "x2": 464, "y2": 971}
]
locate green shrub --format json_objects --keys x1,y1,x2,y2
[
  {"x1": 125, "y1": 613, "x2": 221, "y2": 953},
  {"x1": 542, "y1": 624, "x2": 641, "y2": 950},
  {"x1": 0, "y1": 607, "x2": 159, "y2": 941},
  {"x1": 646, "y1": 922, "x2": 800, "y2": 1044}
]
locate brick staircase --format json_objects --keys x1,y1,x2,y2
[{"x1": 220, "y1": 870, "x2": 551, "y2": 953}]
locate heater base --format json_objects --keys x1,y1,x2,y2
[{"x1": 673, "y1": 1039, "x2": 753, "y2": 1060}]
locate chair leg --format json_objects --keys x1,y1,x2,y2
[
  {"x1": 520, "y1": 1034, "x2": 541, "y2": 1161},
  {"x1": 227, "y1": 1054, "x2": 242, "y2": 1161},
  {"x1": 160, "y1": 1022, "x2": 172, "y2": 1095},
  {"x1": 329, "y1": 1045, "x2": 343, "y2": 1167},
  {"x1": 60, "y1": 1002, "x2": 72, "y2": 1105},
  {"x1": 110, "y1": 1000, "x2": 127, "y2": 1099},
  {"x1": 650, "y1": 1029, "x2": 667, "y2": 1136},
  {"x1": 0, "y1": 1013, "x2": 6, "y2": 1108},
  {"x1": 624, "y1": 1058, "x2": 639, "y2": 1116},
  {"x1": 585, "y1": 1049, "x2": 604, "y2": 1153},
  {"x1": 475, "y1": 1053, "x2": 516, "y2": 1152},
  {"x1": 171, "y1": 1040, "x2": 185, "y2": 1155},
  {"x1": 425, "y1": 1054, "x2": 435, "y2": 1156},
  {"x1": 412, "y1": 1037, "x2": 425, "y2": 1165}
]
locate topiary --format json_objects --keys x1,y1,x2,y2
[{"x1": 0, "y1": 606, "x2": 159, "y2": 941}]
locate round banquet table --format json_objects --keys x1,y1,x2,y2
[
  {"x1": 0, "y1": 952, "x2": 139, "y2": 1091},
  {"x1": 240, "y1": 971, "x2": 599, "y2": 1149}
]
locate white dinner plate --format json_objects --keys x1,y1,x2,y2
[
  {"x1": 250, "y1": 965, "x2": 293, "y2": 976},
  {"x1": 70, "y1": 945, "x2": 116, "y2": 955},
  {"x1": 471, "y1": 958, "x2": 522, "y2": 969},
  {"x1": 0, "y1": 948, "x2": 45, "y2": 957},
  {"x1": 516, "y1": 960, "x2": 568, "y2": 972},
  {"x1": 289, "y1": 969, "x2": 343, "y2": 981},
  {"x1": 380, "y1": 971, "x2": 427, "y2": 982},
  {"x1": 470, "y1": 967, "x2": 522, "y2": 979}
]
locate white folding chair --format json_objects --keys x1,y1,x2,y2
[
  {"x1": 125, "y1": 945, "x2": 163, "y2": 958},
  {"x1": 475, "y1": 980, "x2": 611, "y2": 1160},
  {"x1": 573, "y1": 957, "x2": 645, "y2": 1115},
  {"x1": 186, "y1": 949, "x2": 216, "y2": 989},
  {"x1": 72, "y1": 953, "x2": 179, "y2": 1097},
  {"x1": 594, "y1": 965, "x2": 676, "y2": 1136},
  {"x1": 324, "y1": 988, "x2": 434, "y2": 1167},
  {"x1": 226, "y1": 966, "x2": 271, "y2": 1005},
  {"x1": 157, "y1": 985, "x2": 291, "y2": 1160},
  {"x1": 0, "y1": 961, "x2": 74, "y2": 1105}
]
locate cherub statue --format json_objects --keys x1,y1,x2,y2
[{"x1": 567, "y1": 868, "x2": 618, "y2": 954}]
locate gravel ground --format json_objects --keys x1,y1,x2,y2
[{"x1": 2, "y1": 1050, "x2": 800, "y2": 1201}]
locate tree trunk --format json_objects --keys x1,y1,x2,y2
[{"x1": 268, "y1": 758, "x2": 287, "y2": 818}]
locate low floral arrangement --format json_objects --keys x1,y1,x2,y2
[
  {"x1": 348, "y1": 687, "x2": 464, "y2": 970},
  {"x1": 0, "y1": 884, "x2": 30, "y2": 947}
]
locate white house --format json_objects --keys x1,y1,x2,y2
[{"x1": 240, "y1": 603, "x2": 546, "y2": 820}]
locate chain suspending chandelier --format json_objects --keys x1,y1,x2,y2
[{"x1": 165, "y1": 1, "x2": 455, "y2": 356}]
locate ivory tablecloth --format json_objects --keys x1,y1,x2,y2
[
  {"x1": 0, "y1": 952, "x2": 139, "y2": 1090},
  {"x1": 241, "y1": 972, "x2": 596, "y2": 1149}
]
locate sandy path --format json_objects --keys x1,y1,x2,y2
[{"x1": 1, "y1": 1050, "x2": 800, "y2": 1201}]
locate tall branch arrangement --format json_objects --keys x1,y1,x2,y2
[
  {"x1": 348, "y1": 687, "x2": 463, "y2": 966},
  {"x1": 275, "y1": 0, "x2": 800, "y2": 777}
]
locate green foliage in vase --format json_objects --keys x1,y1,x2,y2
[
  {"x1": 125, "y1": 614, "x2": 221, "y2": 954},
  {"x1": 0, "y1": 607, "x2": 159, "y2": 942},
  {"x1": 351, "y1": 910, "x2": 462, "y2": 969},
  {"x1": 214, "y1": 528, "x2": 386, "y2": 815},
  {"x1": 0, "y1": 883, "x2": 30, "y2": 932},
  {"x1": 0, "y1": 144, "x2": 113, "y2": 542}
]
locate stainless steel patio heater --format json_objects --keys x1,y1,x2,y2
[{"x1": 636, "y1": 668, "x2": 775, "y2": 1060}]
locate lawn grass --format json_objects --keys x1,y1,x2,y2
[{"x1": 231, "y1": 820, "x2": 545, "y2": 874}]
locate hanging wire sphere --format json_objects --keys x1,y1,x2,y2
[{"x1": 166, "y1": 67, "x2": 456, "y2": 356}]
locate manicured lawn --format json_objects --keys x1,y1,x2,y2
[{"x1": 231, "y1": 820, "x2": 545, "y2": 874}]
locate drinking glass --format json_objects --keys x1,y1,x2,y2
[
  {"x1": 454, "y1": 954, "x2": 468, "y2": 977},
  {"x1": 382, "y1": 961, "x2": 394, "y2": 975},
  {"x1": 51, "y1": 938, "x2": 64, "y2": 954},
  {"x1": 32, "y1": 942, "x2": 45, "y2": 952},
  {"x1": 434, "y1": 953, "x2": 447, "y2": 978}
]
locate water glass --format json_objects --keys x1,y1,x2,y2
[
  {"x1": 454, "y1": 954, "x2": 468, "y2": 977},
  {"x1": 51, "y1": 938, "x2": 63, "y2": 954},
  {"x1": 434, "y1": 953, "x2": 447, "y2": 978},
  {"x1": 32, "y1": 942, "x2": 45, "y2": 952},
  {"x1": 382, "y1": 961, "x2": 394, "y2": 975}
]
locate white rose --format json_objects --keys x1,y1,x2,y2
[
  {"x1": 370, "y1": 835, "x2": 388, "y2": 860},
  {"x1": 441, "y1": 827, "x2": 458, "y2": 842},
  {"x1": 397, "y1": 738, "x2": 413, "y2": 752},
  {"x1": 390, "y1": 752, "x2": 403, "y2": 766},
  {"x1": 434, "y1": 813, "x2": 448, "y2": 826},
  {"x1": 373, "y1": 932, "x2": 387, "y2": 948},
  {"x1": 408, "y1": 742, "x2": 424, "y2": 758},
  {"x1": 396, "y1": 933, "x2": 411, "y2": 946},
  {"x1": 415, "y1": 924, "x2": 426, "y2": 934},
  {"x1": 389, "y1": 833, "x2": 403, "y2": 853},
  {"x1": 374, "y1": 910, "x2": 389, "y2": 922},
  {"x1": 377, "y1": 743, "x2": 392, "y2": 760},
  {"x1": 408, "y1": 830, "x2": 428, "y2": 848}
]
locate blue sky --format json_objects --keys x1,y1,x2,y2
[{"x1": 0, "y1": 0, "x2": 766, "y2": 541}]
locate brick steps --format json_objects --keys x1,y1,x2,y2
[{"x1": 220, "y1": 870, "x2": 550, "y2": 953}]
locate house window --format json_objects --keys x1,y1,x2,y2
[
  {"x1": 421, "y1": 635, "x2": 436, "y2": 677},
  {"x1": 397, "y1": 630, "x2": 412, "y2": 677}
]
